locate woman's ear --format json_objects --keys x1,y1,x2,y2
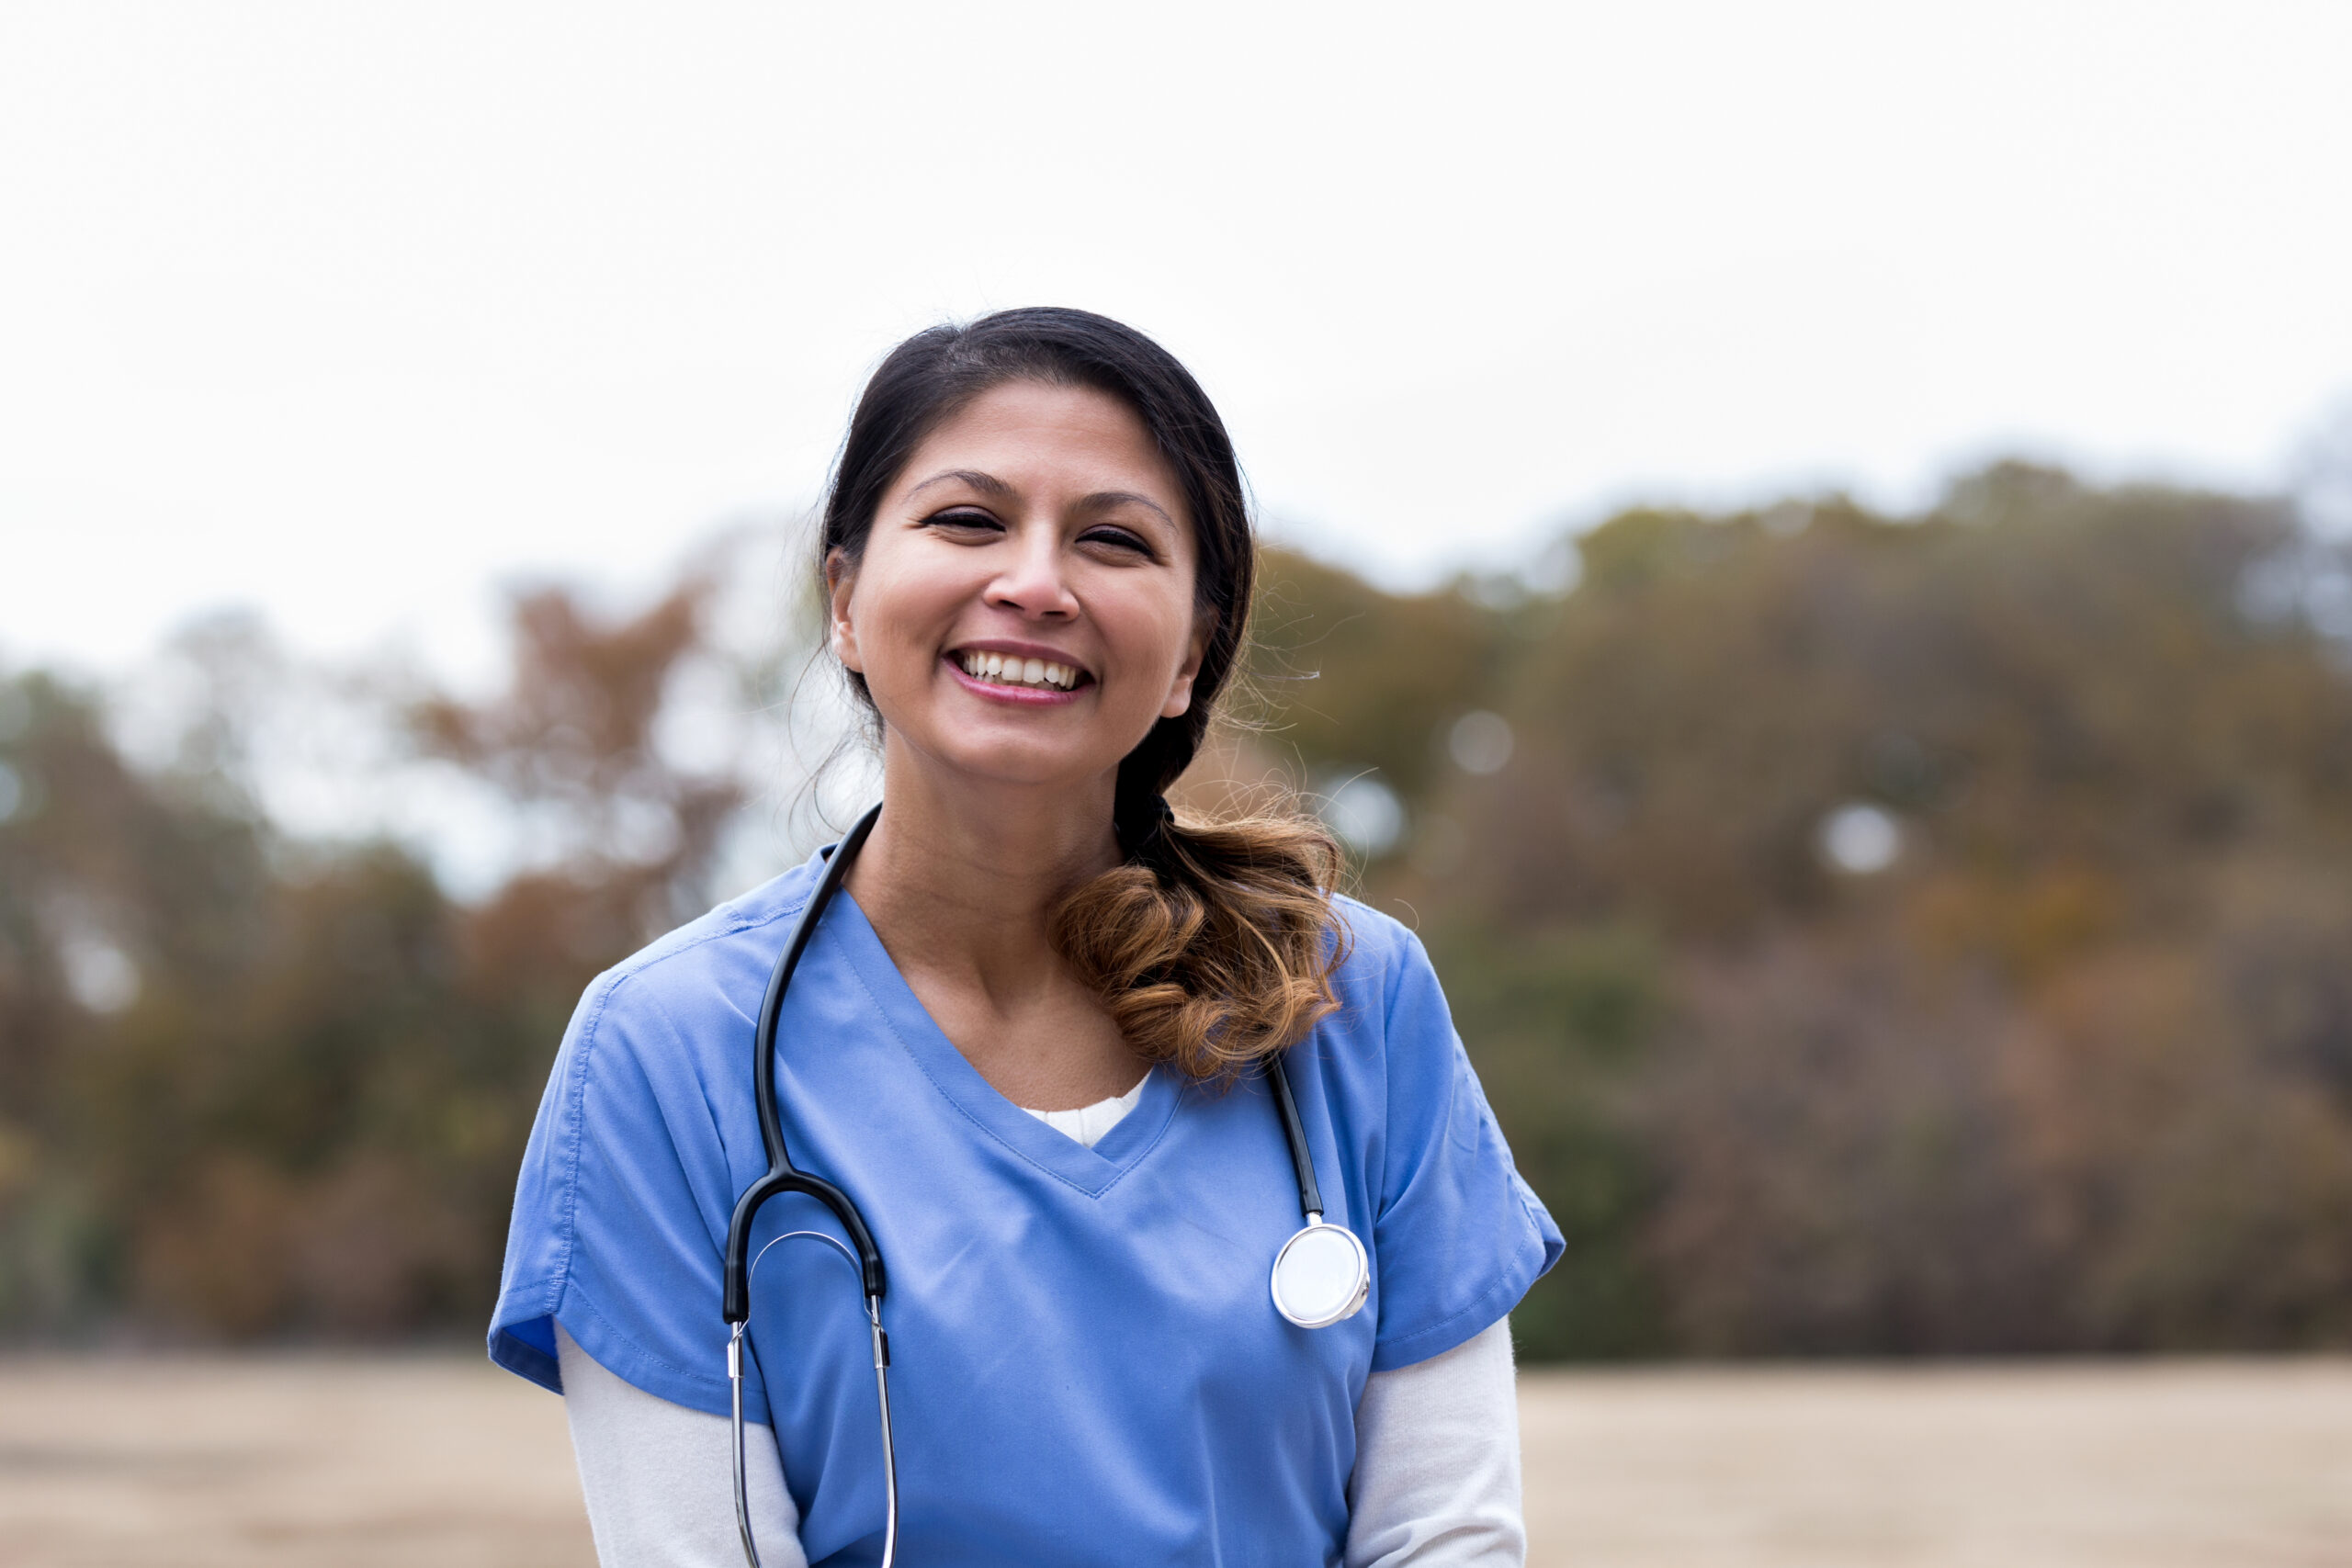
[
  {"x1": 1160, "y1": 612, "x2": 1214, "y2": 719},
  {"x1": 824, "y1": 547, "x2": 864, "y2": 674}
]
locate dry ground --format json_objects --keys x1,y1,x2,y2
[
  {"x1": 1518, "y1": 1360, "x2": 2352, "y2": 1568},
  {"x1": 1, "y1": 1356, "x2": 2346, "y2": 1566}
]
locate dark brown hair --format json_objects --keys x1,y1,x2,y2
[{"x1": 819, "y1": 307, "x2": 1346, "y2": 1079}]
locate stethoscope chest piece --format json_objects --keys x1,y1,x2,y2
[{"x1": 1271, "y1": 1217, "x2": 1369, "y2": 1328}]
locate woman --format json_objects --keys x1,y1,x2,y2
[{"x1": 489, "y1": 308, "x2": 1563, "y2": 1566}]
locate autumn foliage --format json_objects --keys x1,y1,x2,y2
[{"x1": 3, "y1": 463, "x2": 2349, "y2": 1356}]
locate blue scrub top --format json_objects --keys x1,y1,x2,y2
[{"x1": 490, "y1": 848, "x2": 1561, "y2": 1567}]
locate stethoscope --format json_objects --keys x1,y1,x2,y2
[{"x1": 719, "y1": 802, "x2": 1369, "y2": 1568}]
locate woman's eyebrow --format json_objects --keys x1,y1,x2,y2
[
  {"x1": 904, "y1": 468, "x2": 1015, "y2": 501},
  {"x1": 904, "y1": 471, "x2": 1177, "y2": 529},
  {"x1": 1077, "y1": 491, "x2": 1177, "y2": 528}
]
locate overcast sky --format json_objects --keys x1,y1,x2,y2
[{"x1": 6, "y1": 1, "x2": 2350, "y2": 684}]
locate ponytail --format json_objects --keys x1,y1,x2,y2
[{"x1": 1053, "y1": 799, "x2": 1349, "y2": 1083}]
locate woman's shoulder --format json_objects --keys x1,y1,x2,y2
[
  {"x1": 1300, "y1": 897, "x2": 1464, "y2": 1091},
  {"x1": 555, "y1": 860, "x2": 832, "y2": 1090},
  {"x1": 1320, "y1": 894, "x2": 1440, "y2": 1024},
  {"x1": 492, "y1": 859, "x2": 832, "y2": 1405},
  {"x1": 595, "y1": 858, "x2": 823, "y2": 1000}
]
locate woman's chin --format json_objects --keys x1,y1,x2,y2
[{"x1": 890, "y1": 734, "x2": 1123, "y2": 799}]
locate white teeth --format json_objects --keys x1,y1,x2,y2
[{"x1": 956, "y1": 651, "x2": 1082, "y2": 689}]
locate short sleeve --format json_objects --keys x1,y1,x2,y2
[
  {"x1": 487, "y1": 964, "x2": 748, "y2": 1419},
  {"x1": 1366, "y1": 931, "x2": 1564, "y2": 1371}
]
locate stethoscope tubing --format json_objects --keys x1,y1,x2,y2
[
  {"x1": 726, "y1": 803, "x2": 893, "y2": 1568},
  {"x1": 723, "y1": 800, "x2": 1355, "y2": 1568},
  {"x1": 724, "y1": 803, "x2": 888, "y2": 1325},
  {"x1": 1264, "y1": 1040, "x2": 1324, "y2": 1223},
  {"x1": 732, "y1": 1229, "x2": 899, "y2": 1568}
]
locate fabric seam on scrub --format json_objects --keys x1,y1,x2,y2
[
  {"x1": 621, "y1": 969, "x2": 818, "y2": 1417},
  {"x1": 1368, "y1": 1201, "x2": 1544, "y2": 1371},
  {"x1": 1373, "y1": 926, "x2": 1415, "y2": 1239},
  {"x1": 542, "y1": 897, "x2": 794, "y2": 1398},
  {"x1": 837, "y1": 913, "x2": 1177, "y2": 1201},
  {"x1": 560, "y1": 1274, "x2": 741, "y2": 1410},
  {"x1": 583, "y1": 901, "x2": 803, "y2": 1412},
  {"x1": 545, "y1": 965, "x2": 618, "y2": 1366},
  {"x1": 1363, "y1": 923, "x2": 1539, "y2": 1371}
]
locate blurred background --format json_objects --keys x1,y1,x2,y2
[{"x1": 6, "y1": 2, "x2": 2352, "y2": 1563}]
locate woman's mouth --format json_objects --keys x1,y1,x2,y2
[{"x1": 948, "y1": 649, "x2": 1090, "y2": 694}]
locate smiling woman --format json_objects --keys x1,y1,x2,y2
[
  {"x1": 818, "y1": 327, "x2": 1342, "y2": 1087},
  {"x1": 487, "y1": 309, "x2": 1562, "y2": 1567}
]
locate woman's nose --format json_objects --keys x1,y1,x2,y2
[{"x1": 985, "y1": 526, "x2": 1079, "y2": 619}]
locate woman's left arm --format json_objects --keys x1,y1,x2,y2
[
  {"x1": 558, "y1": 1322, "x2": 807, "y2": 1568},
  {"x1": 1344, "y1": 1317, "x2": 1525, "y2": 1567}
]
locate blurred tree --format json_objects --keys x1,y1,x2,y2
[
  {"x1": 9, "y1": 461, "x2": 2352, "y2": 1356},
  {"x1": 1375, "y1": 466, "x2": 2352, "y2": 1353},
  {"x1": 0, "y1": 666, "x2": 276, "y2": 1330},
  {"x1": 1, "y1": 577, "x2": 752, "y2": 1340},
  {"x1": 1420, "y1": 919, "x2": 1668, "y2": 1359},
  {"x1": 1242, "y1": 547, "x2": 1536, "y2": 822},
  {"x1": 411, "y1": 578, "x2": 742, "y2": 935}
]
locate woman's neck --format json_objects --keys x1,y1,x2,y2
[{"x1": 841, "y1": 743, "x2": 1139, "y2": 1108}]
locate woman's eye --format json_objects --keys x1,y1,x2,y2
[
  {"x1": 924, "y1": 508, "x2": 1003, "y2": 534},
  {"x1": 1081, "y1": 527, "x2": 1153, "y2": 557}
]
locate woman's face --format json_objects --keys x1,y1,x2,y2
[{"x1": 829, "y1": 379, "x2": 1206, "y2": 797}]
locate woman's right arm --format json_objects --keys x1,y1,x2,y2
[{"x1": 558, "y1": 1322, "x2": 807, "y2": 1568}]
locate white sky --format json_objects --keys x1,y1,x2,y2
[{"x1": 6, "y1": 0, "x2": 2351, "y2": 684}]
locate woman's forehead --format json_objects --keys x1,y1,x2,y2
[{"x1": 899, "y1": 381, "x2": 1182, "y2": 507}]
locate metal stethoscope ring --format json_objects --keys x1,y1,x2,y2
[
  {"x1": 730, "y1": 1230, "x2": 896, "y2": 1568},
  {"x1": 719, "y1": 802, "x2": 1366, "y2": 1567}
]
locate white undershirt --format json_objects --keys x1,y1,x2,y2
[
  {"x1": 1013, "y1": 1071, "x2": 1153, "y2": 1145},
  {"x1": 558, "y1": 1083, "x2": 1525, "y2": 1566}
]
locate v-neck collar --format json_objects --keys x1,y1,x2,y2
[{"x1": 826, "y1": 887, "x2": 1180, "y2": 1198}]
